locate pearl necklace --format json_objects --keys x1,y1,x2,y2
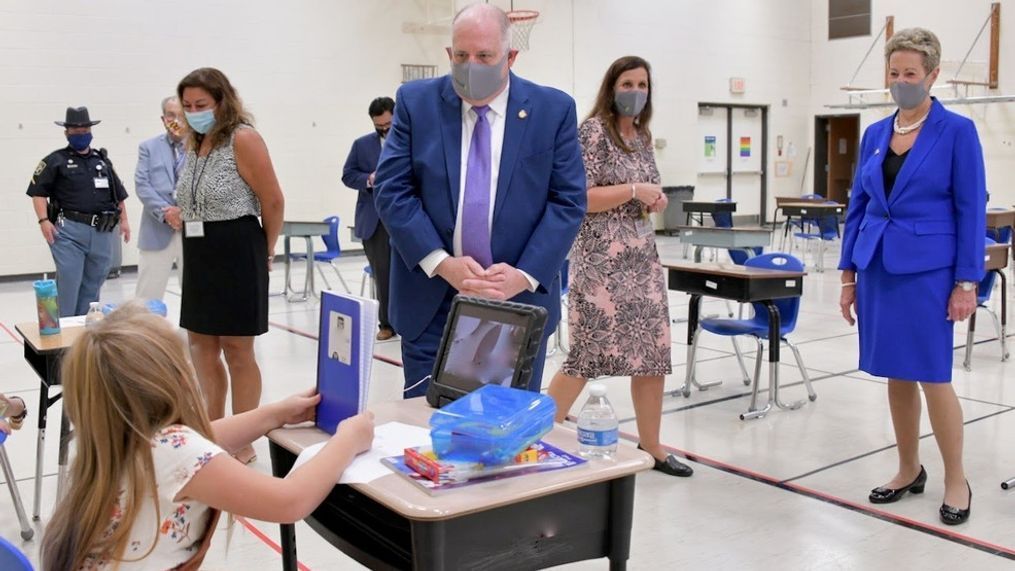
[{"x1": 893, "y1": 110, "x2": 929, "y2": 135}]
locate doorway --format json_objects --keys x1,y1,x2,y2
[
  {"x1": 814, "y1": 114, "x2": 860, "y2": 204},
  {"x1": 696, "y1": 103, "x2": 769, "y2": 223}
]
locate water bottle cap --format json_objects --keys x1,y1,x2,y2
[{"x1": 588, "y1": 382, "x2": 607, "y2": 397}]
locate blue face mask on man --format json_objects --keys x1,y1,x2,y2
[
  {"x1": 185, "y1": 108, "x2": 217, "y2": 134},
  {"x1": 67, "y1": 132, "x2": 92, "y2": 152}
]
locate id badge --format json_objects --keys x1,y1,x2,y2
[
  {"x1": 635, "y1": 214, "x2": 654, "y2": 238},
  {"x1": 94, "y1": 177, "x2": 110, "y2": 189},
  {"x1": 185, "y1": 221, "x2": 205, "y2": 238}
]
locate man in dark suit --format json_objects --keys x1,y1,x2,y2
[
  {"x1": 374, "y1": 3, "x2": 587, "y2": 397},
  {"x1": 342, "y1": 97, "x2": 396, "y2": 341}
]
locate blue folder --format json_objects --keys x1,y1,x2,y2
[{"x1": 315, "y1": 291, "x2": 377, "y2": 434}]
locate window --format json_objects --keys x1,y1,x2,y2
[{"x1": 829, "y1": 0, "x2": 871, "y2": 39}]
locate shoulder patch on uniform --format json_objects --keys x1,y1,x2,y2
[{"x1": 34, "y1": 160, "x2": 46, "y2": 177}]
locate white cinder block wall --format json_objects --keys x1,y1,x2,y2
[
  {"x1": 810, "y1": 0, "x2": 1015, "y2": 206},
  {"x1": 10, "y1": 1, "x2": 1010, "y2": 279}
]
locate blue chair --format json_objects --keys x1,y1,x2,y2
[
  {"x1": 0, "y1": 430, "x2": 34, "y2": 541},
  {"x1": 793, "y1": 201, "x2": 839, "y2": 272},
  {"x1": 684, "y1": 253, "x2": 817, "y2": 411},
  {"x1": 710, "y1": 201, "x2": 763, "y2": 265},
  {"x1": 963, "y1": 237, "x2": 1009, "y2": 371},
  {"x1": 0, "y1": 536, "x2": 32, "y2": 570},
  {"x1": 360, "y1": 265, "x2": 376, "y2": 298},
  {"x1": 288, "y1": 216, "x2": 351, "y2": 295},
  {"x1": 987, "y1": 207, "x2": 1013, "y2": 244}
]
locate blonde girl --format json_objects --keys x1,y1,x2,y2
[{"x1": 42, "y1": 304, "x2": 374, "y2": 570}]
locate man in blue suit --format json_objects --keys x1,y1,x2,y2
[
  {"x1": 374, "y1": 3, "x2": 587, "y2": 397},
  {"x1": 342, "y1": 97, "x2": 396, "y2": 341},
  {"x1": 135, "y1": 96, "x2": 186, "y2": 301}
]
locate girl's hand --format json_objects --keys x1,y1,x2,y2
[
  {"x1": 274, "y1": 389, "x2": 321, "y2": 427},
  {"x1": 336, "y1": 411, "x2": 375, "y2": 455}
]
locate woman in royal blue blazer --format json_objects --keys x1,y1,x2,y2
[{"x1": 838, "y1": 28, "x2": 986, "y2": 526}]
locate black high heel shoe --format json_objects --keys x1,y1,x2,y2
[
  {"x1": 869, "y1": 466, "x2": 927, "y2": 504},
  {"x1": 940, "y1": 481, "x2": 972, "y2": 525},
  {"x1": 637, "y1": 444, "x2": 693, "y2": 477}
]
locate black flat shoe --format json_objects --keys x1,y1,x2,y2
[
  {"x1": 637, "y1": 444, "x2": 693, "y2": 477},
  {"x1": 869, "y1": 466, "x2": 927, "y2": 504},
  {"x1": 940, "y1": 481, "x2": 972, "y2": 526}
]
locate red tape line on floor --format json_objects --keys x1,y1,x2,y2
[
  {"x1": 0, "y1": 322, "x2": 24, "y2": 344},
  {"x1": 235, "y1": 515, "x2": 312, "y2": 571}
]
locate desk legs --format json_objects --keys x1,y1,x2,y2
[
  {"x1": 283, "y1": 236, "x2": 316, "y2": 302},
  {"x1": 999, "y1": 270, "x2": 1009, "y2": 361},
  {"x1": 32, "y1": 382, "x2": 49, "y2": 520},
  {"x1": 279, "y1": 522, "x2": 298, "y2": 571},
  {"x1": 1004, "y1": 477, "x2": 1015, "y2": 490},
  {"x1": 607, "y1": 474, "x2": 635, "y2": 571},
  {"x1": 675, "y1": 295, "x2": 721, "y2": 397},
  {"x1": 56, "y1": 412, "x2": 71, "y2": 499}
]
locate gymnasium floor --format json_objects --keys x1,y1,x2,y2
[{"x1": 2, "y1": 235, "x2": 1014, "y2": 570}]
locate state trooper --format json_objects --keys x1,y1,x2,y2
[{"x1": 27, "y1": 107, "x2": 131, "y2": 317}]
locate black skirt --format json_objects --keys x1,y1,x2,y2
[{"x1": 181, "y1": 216, "x2": 268, "y2": 336}]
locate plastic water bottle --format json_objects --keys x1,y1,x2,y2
[
  {"x1": 577, "y1": 382, "x2": 618, "y2": 459},
  {"x1": 85, "y1": 302, "x2": 104, "y2": 328}
]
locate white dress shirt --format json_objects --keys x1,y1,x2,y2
[{"x1": 419, "y1": 79, "x2": 538, "y2": 291}]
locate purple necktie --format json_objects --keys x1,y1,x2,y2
[{"x1": 462, "y1": 105, "x2": 493, "y2": 268}]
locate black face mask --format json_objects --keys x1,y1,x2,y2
[{"x1": 376, "y1": 128, "x2": 389, "y2": 138}]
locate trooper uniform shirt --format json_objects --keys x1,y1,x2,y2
[{"x1": 27, "y1": 146, "x2": 128, "y2": 214}]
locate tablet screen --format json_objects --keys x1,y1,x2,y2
[{"x1": 434, "y1": 301, "x2": 533, "y2": 393}]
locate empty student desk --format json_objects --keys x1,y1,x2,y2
[
  {"x1": 675, "y1": 226, "x2": 771, "y2": 263},
  {"x1": 681, "y1": 200, "x2": 736, "y2": 226},
  {"x1": 280, "y1": 220, "x2": 332, "y2": 302},
  {"x1": 663, "y1": 261, "x2": 806, "y2": 419},
  {"x1": 267, "y1": 398, "x2": 652, "y2": 571},
  {"x1": 778, "y1": 202, "x2": 844, "y2": 250},
  {"x1": 15, "y1": 322, "x2": 85, "y2": 520}
]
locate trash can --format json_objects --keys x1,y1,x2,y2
[{"x1": 662, "y1": 185, "x2": 694, "y2": 233}]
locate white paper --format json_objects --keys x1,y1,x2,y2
[
  {"x1": 288, "y1": 421, "x2": 432, "y2": 484},
  {"x1": 59, "y1": 316, "x2": 86, "y2": 327}
]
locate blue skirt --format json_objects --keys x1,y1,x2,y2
[{"x1": 856, "y1": 248, "x2": 955, "y2": 382}]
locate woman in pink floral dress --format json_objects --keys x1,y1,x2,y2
[{"x1": 547, "y1": 56, "x2": 692, "y2": 477}]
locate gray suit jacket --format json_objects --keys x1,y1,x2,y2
[{"x1": 135, "y1": 133, "x2": 183, "y2": 251}]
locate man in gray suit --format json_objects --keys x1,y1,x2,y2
[{"x1": 135, "y1": 96, "x2": 187, "y2": 301}]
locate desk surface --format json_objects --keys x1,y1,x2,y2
[
  {"x1": 775, "y1": 196, "x2": 826, "y2": 206},
  {"x1": 268, "y1": 398, "x2": 652, "y2": 521},
  {"x1": 662, "y1": 261, "x2": 806, "y2": 280},
  {"x1": 987, "y1": 243, "x2": 1011, "y2": 271},
  {"x1": 674, "y1": 225, "x2": 770, "y2": 234},
  {"x1": 281, "y1": 221, "x2": 332, "y2": 236},
  {"x1": 15, "y1": 322, "x2": 84, "y2": 354},
  {"x1": 779, "y1": 202, "x2": 845, "y2": 210},
  {"x1": 986, "y1": 209, "x2": 1015, "y2": 229},
  {"x1": 682, "y1": 201, "x2": 737, "y2": 211}
]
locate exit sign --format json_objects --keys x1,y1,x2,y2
[{"x1": 729, "y1": 77, "x2": 746, "y2": 94}]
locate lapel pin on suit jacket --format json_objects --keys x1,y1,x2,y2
[{"x1": 518, "y1": 109, "x2": 528, "y2": 119}]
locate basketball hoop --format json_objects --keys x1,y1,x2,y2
[{"x1": 507, "y1": 9, "x2": 539, "y2": 51}]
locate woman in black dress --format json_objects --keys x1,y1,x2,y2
[{"x1": 176, "y1": 68, "x2": 285, "y2": 464}]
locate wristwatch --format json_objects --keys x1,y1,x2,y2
[{"x1": 956, "y1": 281, "x2": 977, "y2": 292}]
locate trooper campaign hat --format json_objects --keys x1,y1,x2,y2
[{"x1": 54, "y1": 106, "x2": 101, "y2": 127}]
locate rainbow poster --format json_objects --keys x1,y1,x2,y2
[{"x1": 739, "y1": 137, "x2": 751, "y2": 158}]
